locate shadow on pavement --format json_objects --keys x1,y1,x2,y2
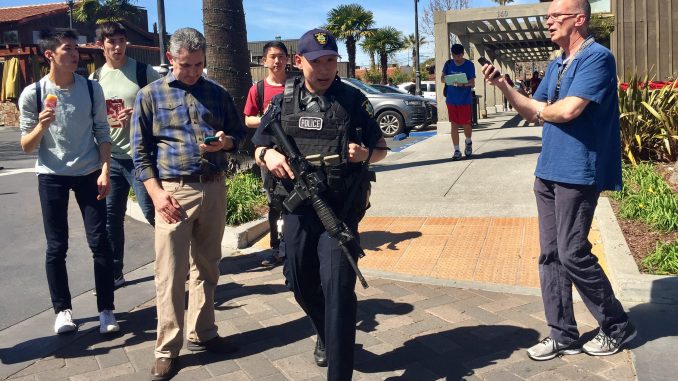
[
  {"x1": 626, "y1": 276, "x2": 678, "y2": 349},
  {"x1": 360, "y1": 230, "x2": 423, "y2": 251},
  {"x1": 469, "y1": 146, "x2": 542, "y2": 160},
  {"x1": 372, "y1": 158, "x2": 454, "y2": 173},
  {"x1": 355, "y1": 324, "x2": 540, "y2": 379},
  {"x1": 0, "y1": 305, "x2": 157, "y2": 366}
]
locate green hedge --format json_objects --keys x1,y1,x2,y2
[
  {"x1": 226, "y1": 171, "x2": 267, "y2": 226},
  {"x1": 610, "y1": 163, "x2": 678, "y2": 275}
]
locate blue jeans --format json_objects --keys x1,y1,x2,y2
[
  {"x1": 106, "y1": 157, "x2": 155, "y2": 278},
  {"x1": 38, "y1": 171, "x2": 114, "y2": 313}
]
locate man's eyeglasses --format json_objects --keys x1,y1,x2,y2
[{"x1": 542, "y1": 13, "x2": 579, "y2": 22}]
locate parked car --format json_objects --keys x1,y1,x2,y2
[
  {"x1": 370, "y1": 84, "x2": 437, "y2": 128},
  {"x1": 341, "y1": 78, "x2": 432, "y2": 137},
  {"x1": 397, "y1": 81, "x2": 437, "y2": 100}
]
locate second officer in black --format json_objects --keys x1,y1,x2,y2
[{"x1": 252, "y1": 28, "x2": 387, "y2": 380}]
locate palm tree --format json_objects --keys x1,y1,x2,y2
[
  {"x1": 363, "y1": 27, "x2": 405, "y2": 84},
  {"x1": 403, "y1": 33, "x2": 427, "y2": 67},
  {"x1": 73, "y1": 0, "x2": 141, "y2": 24},
  {"x1": 203, "y1": 0, "x2": 253, "y2": 152},
  {"x1": 360, "y1": 38, "x2": 377, "y2": 70},
  {"x1": 325, "y1": 4, "x2": 374, "y2": 78}
]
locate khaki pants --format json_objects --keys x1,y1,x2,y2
[{"x1": 154, "y1": 178, "x2": 227, "y2": 358}]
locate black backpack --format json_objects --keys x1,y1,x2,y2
[{"x1": 92, "y1": 60, "x2": 148, "y2": 89}]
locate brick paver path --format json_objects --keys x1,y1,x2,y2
[{"x1": 6, "y1": 250, "x2": 634, "y2": 381}]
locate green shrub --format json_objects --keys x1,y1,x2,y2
[
  {"x1": 226, "y1": 171, "x2": 267, "y2": 226},
  {"x1": 363, "y1": 69, "x2": 382, "y2": 84},
  {"x1": 641, "y1": 240, "x2": 678, "y2": 275},
  {"x1": 618, "y1": 75, "x2": 678, "y2": 164},
  {"x1": 612, "y1": 163, "x2": 678, "y2": 232},
  {"x1": 388, "y1": 67, "x2": 412, "y2": 85}
]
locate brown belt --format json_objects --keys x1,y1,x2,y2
[{"x1": 164, "y1": 173, "x2": 224, "y2": 183}]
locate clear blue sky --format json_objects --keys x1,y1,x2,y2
[{"x1": 6, "y1": 0, "x2": 537, "y2": 66}]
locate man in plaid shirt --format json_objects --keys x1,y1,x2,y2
[{"x1": 131, "y1": 27, "x2": 245, "y2": 381}]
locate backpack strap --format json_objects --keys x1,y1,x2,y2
[
  {"x1": 35, "y1": 81, "x2": 42, "y2": 114},
  {"x1": 135, "y1": 60, "x2": 148, "y2": 88},
  {"x1": 92, "y1": 66, "x2": 102, "y2": 82},
  {"x1": 86, "y1": 78, "x2": 94, "y2": 119},
  {"x1": 255, "y1": 80, "x2": 264, "y2": 114}
]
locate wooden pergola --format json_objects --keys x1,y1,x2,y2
[{"x1": 434, "y1": 2, "x2": 554, "y2": 126}]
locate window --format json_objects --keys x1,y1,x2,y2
[{"x1": 3, "y1": 30, "x2": 19, "y2": 44}]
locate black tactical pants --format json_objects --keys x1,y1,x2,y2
[{"x1": 282, "y1": 207, "x2": 360, "y2": 381}]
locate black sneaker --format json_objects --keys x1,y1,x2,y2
[
  {"x1": 187, "y1": 336, "x2": 237, "y2": 354},
  {"x1": 314, "y1": 337, "x2": 327, "y2": 367},
  {"x1": 452, "y1": 150, "x2": 462, "y2": 161},
  {"x1": 261, "y1": 251, "x2": 283, "y2": 267},
  {"x1": 582, "y1": 322, "x2": 637, "y2": 356},
  {"x1": 527, "y1": 337, "x2": 581, "y2": 361}
]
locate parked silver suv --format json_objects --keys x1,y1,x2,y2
[{"x1": 341, "y1": 78, "x2": 432, "y2": 137}]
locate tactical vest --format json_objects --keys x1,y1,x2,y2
[
  {"x1": 275, "y1": 77, "x2": 372, "y2": 219},
  {"x1": 280, "y1": 77, "x2": 351, "y2": 162}
]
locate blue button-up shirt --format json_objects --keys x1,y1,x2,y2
[{"x1": 132, "y1": 71, "x2": 246, "y2": 181}]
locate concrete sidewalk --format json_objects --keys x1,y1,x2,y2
[{"x1": 1, "y1": 112, "x2": 675, "y2": 380}]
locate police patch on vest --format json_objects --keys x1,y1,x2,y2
[{"x1": 298, "y1": 117, "x2": 323, "y2": 130}]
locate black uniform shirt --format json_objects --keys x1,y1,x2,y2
[{"x1": 252, "y1": 77, "x2": 382, "y2": 149}]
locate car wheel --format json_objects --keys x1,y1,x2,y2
[{"x1": 377, "y1": 110, "x2": 404, "y2": 138}]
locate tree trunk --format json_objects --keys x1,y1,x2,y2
[
  {"x1": 380, "y1": 53, "x2": 388, "y2": 84},
  {"x1": 369, "y1": 52, "x2": 375, "y2": 70},
  {"x1": 203, "y1": 0, "x2": 253, "y2": 151},
  {"x1": 347, "y1": 36, "x2": 356, "y2": 78}
]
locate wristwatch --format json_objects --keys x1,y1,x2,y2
[{"x1": 258, "y1": 147, "x2": 269, "y2": 164}]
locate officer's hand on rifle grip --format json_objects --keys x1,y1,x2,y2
[{"x1": 264, "y1": 148, "x2": 295, "y2": 180}]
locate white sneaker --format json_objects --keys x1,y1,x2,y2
[
  {"x1": 54, "y1": 309, "x2": 77, "y2": 334},
  {"x1": 99, "y1": 310, "x2": 120, "y2": 334}
]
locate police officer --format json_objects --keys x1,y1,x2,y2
[{"x1": 253, "y1": 29, "x2": 387, "y2": 381}]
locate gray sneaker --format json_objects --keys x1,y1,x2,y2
[
  {"x1": 527, "y1": 337, "x2": 581, "y2": 361},
  {"x1": 452, "y1": 150, "x2": 462, "y2": 161},
  {"x1": 464, "y1": 141, "x2": 472, "y2": 157},
  {"x1": 583, "y1": 323, "x2": 637, "y2": 356}
]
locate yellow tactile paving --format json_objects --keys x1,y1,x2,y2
[
  {"x1": 358, "y1": 216, "x2": 607, "y2": 289},
  {"x1": 248, "y1": 215, "x2": 608, "y2": 290}
]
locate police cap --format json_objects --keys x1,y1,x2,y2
[{"x1": 297, "y1": 28, "x2": 340, "y2": 60}]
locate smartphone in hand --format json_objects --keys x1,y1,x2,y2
[
  {"x1": 204, "y1": 136, "x2": 219, "y2": 144},
  {"x1": 478, "y1": 57, "x2": 501, "y2": 79}
]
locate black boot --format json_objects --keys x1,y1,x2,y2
[{"x1": 314, "y1": 337, "x2": 327, "y2": 367}]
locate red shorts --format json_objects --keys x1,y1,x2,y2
[{"x1": 446, "y1": 104, "x2": 472, "y2": 125}]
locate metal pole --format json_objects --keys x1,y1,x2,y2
[
  {"x1": 67, "y1": 0, "x2": 74, "y2": 29},
  {"x1": 414, "y1": 0, "x2": 422, "y2": 96},
  {"x1": 157, "y1": 0, "x2": 169, "y2": 75}
]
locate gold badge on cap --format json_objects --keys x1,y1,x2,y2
[{"x1": 314, "y1": 32, "x2": 327, "y2": 46}]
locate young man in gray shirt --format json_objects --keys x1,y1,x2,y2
[
  {"x1": 91, "y1": 22, "x2": 160, "y2": 288},
  {"x1": 19, "y1": 29, "x2": 119, "y2": 335}
]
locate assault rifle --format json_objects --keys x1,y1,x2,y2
[{"x1": 264, "y1": 108, "x2": 369, "y2": 289}]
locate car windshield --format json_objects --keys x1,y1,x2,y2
[
  {"x1": 372, "y1": 84, "x2": 408, "y2": 94},
  {"x1": 343, "y1": 77, "x2": 381, "y2": 94}
]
